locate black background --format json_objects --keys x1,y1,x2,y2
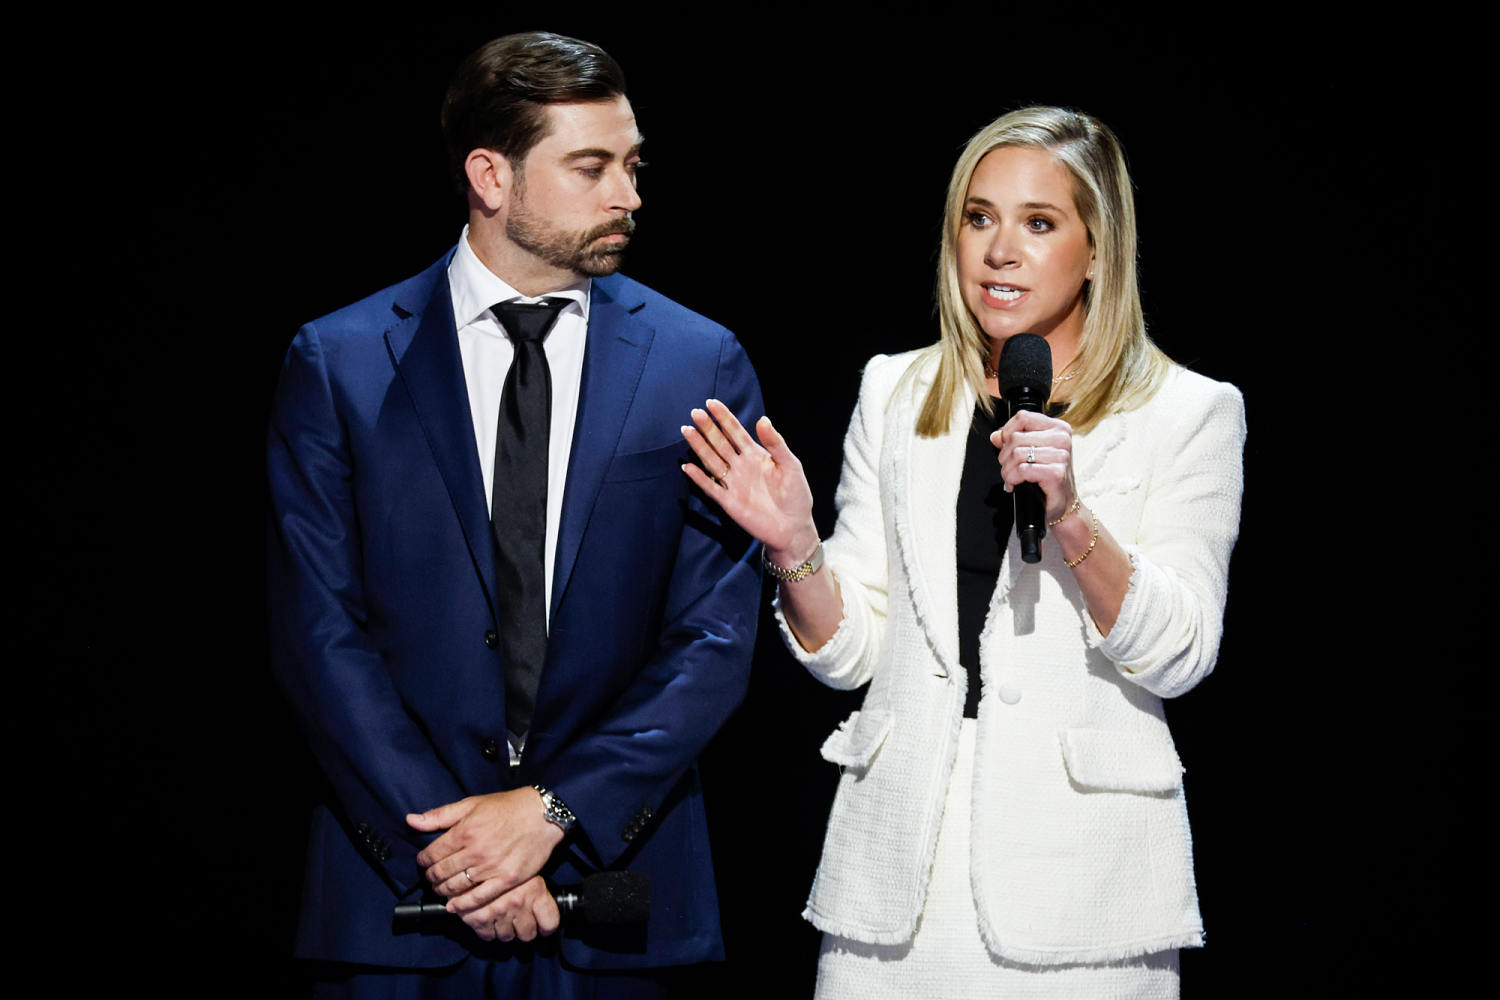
[{"x1": 43, "y1": 11, "x2": 1472, "y2": 996}]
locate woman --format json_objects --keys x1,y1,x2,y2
[{"x1": 682, "y1": 107, "x2": 1244, "y2": 997}]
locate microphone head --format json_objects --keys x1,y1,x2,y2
[
  {"x1": 578, "y1": 871, "x2": 650, "y2": 926},
  {"x1": 994, "y1": 333, "x2": 1053, "y2": 401}
]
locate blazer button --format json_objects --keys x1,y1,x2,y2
[
  {"x1": 997, "y1": 684, "x2": 1022, "y2": 705},
  {"x1": 484, "y1": 630, "x2": 499, "y2": 649},
  {"x1": 481, "y1": 738, "x2": 501, "y2": 762}
]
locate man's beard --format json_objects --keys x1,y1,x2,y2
[{"x1": 507, "y1": 202, "x2": 636, "y2": 278}]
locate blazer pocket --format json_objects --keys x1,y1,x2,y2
[
  {"x1": 820, "y1": 709, "x2": 892, "y2": 770},
  {"x1": 603, "y1": 440, "x2": 691, "y2": 483},
  {"x1": 1058, "y1": 727, "x2": 1184, "y2": 794}
]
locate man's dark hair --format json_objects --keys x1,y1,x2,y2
[{"x1": 441, "y1": 32, "x2": 628, "y2": 195}]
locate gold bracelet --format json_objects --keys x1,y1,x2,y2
[
  {"x1": 1048, "y1": 496, "x2": 1082, "y2": 527},
  {"x1": 1063, "y1": 506, "x2": 1099, "y2": 569}
]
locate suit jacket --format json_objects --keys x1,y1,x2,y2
[
  {"x1": 777, "y1": 350, "x2": 1245, "y2": 965},
  {"x1": 267, "y1": 250, "x2": 763, "y2": 970}
]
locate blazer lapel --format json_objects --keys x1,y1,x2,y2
[
  {"x1": 549, "y1": 276, "x2": 653, "y2": 622},
  {"x1": 889, "y1": 372, "x2": 968, "y2": 677},
  {"x1": 385, "y1": 259, "x2": 498, "y2": 614}
]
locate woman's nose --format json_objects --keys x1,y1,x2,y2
[{"x1": 983, "y1": 229, "x2": 1019, "y2": 270}]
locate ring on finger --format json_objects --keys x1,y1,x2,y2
[
  {"x1": 463, "y1": 868, "x2": 476, "y2": 886},
  {"x1": 1026, "y1": 446, "x2": 1036, "y2": 464}
]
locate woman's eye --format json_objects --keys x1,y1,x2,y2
[
  {"x1": 1027, "y1": 217, "x2": 1054, "y2": 232},
  {"x1": 966, "y1": 210, "x2": 992, "y2": 228}
]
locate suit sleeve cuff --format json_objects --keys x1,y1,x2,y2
[
  {"x1": 1083, "y1": 545, "x2": 1190, "y2": 692},
  {"x1": 1084, "y1": 545, "x2": 1141, "y2": 658}
]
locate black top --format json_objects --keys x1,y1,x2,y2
[{"x1": 955, "y1": 399, "x2": 1011, "y2": 719}]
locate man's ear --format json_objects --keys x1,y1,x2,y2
[{"x1": 464, "y1": 148, "x2": 513, "y2": 213}]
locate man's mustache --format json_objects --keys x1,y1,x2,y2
[{"x1": 585, "y1": 218, "x2": 637, "y2": 243}]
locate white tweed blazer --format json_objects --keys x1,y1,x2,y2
[{"x1": 779, "y1": 349, "x2": 1246, "y2": 966}]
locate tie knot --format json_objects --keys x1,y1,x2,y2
[{"x1": 494, "y1": 298, "x2": 569, "y2": 344}]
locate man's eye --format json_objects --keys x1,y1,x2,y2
[{"x1": 578, "y1": 166, "x2": 603, "y2": 179}]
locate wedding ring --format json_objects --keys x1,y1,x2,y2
[
  {"x1": 464, "y1": 869, "x2": 476, "y2": 886},
  {"x1": 1026, "y1": 446, "x2": 1036, "y2": 464}
]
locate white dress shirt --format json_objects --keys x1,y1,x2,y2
[{"x1": 448, "y1": 225, "x2": 589, "y2": 633}]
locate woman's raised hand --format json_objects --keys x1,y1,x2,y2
[{"x1": 681, "y1": 399, "x2": 818, "y2": 560}]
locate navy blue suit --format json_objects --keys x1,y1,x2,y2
[{"x1": 267, "y1": 250, "x2": 762, "y2": 973}]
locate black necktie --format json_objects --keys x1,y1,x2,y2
[{"x1": 491, "y1": 297, "x2": 569, "y2": 748}]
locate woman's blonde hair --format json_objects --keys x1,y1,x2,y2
[{"x1": 915, "y1": 106, "x2": 1172, "y2": 437}]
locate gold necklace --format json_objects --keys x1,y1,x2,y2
[{"x1": 982, "y1": 352, "x2": 1084, "y2": 385}]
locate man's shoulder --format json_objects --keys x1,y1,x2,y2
[
  {"x1": 593, "y1": 273, "x2": 731, "y2": 342},
  {"x1": 303, "y1": 252, "x2": 452, "y2": 342}
]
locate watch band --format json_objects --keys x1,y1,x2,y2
[{"x1": 763, "y1": 541, "x2": 825, "y2": 583}]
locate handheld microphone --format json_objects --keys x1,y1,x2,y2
[
  {"x1": 994, "y1": 333, "x2": 1052, "y2": 564},
  {"x1": 392, "y1": 870, "x2": 650, "y2": 934}
]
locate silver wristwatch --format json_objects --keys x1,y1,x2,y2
[{"x1": 533, "y1": 784, "x2": 576, "y2": 831}]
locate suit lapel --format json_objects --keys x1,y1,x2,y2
[
  {"x1": 550, "y1": 276, "x2": 653, "y2": 622},
  {"x1": 889, "y1": 372, "x2": 968, "y2": 677},
  {"x1": 385, "y1": 258, "x2": 498, "y2": 615}
]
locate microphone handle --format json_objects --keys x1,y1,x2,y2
[
  {"x1": 392, "y1": 902, "x2": 453, "y2": 934},
  {"x1": 392, "y1": 900, "x2": 581, "y2": 932},
  {"x1": 1007, "y1": 391, "x2": 1049, "y2": 564},
  {"x1": 392, "y1": 874, "x2": 640, "y2": 934}
]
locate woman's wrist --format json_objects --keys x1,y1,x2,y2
[
  {"x1": 765, "y1": 542, "x2": 825, "y2": 583},
  {"x1": 765, "y1": 522, "x2": 821, "y2": 569},
  {"x1": 1062, "y1": 506, "x2": 1099, "y2": 568},
  {"x1": 1048, "y1": 495, "x2": 1082, "y2": 527},
  {"x1": 1053, "y1": 501, "x2": 1097, "y2": 567}
]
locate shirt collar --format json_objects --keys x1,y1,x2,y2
[{"x1": 449, "y1": 224, "x2": 591, "y2": 331}]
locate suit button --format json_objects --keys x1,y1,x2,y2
[
  {"x1": 997, "y1": 684, "x2": 1022, "y2": 705},
  {"x1": 481, "y1": 738, "x2": 501, "y2": 762},
  {"x1": 484, "y1": 630, "x2": 499, "y2": 649}
]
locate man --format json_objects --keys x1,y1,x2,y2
[{"x1": 267, "y1": 32, "x2": 763, "y2": 996}]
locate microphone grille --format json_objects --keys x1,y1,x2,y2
[
  {"x1": 994, "y1": 333, "x2": 1053, "y2": 397},
  {"x1": 582, "y1": 870, "x2": 651, "y2": 925}
]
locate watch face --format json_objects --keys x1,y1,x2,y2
[{"x1": 536, "y1": 788, "x2": 574, "y2": 828}]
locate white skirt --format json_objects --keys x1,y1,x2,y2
[{"x1": 815, "y1": 721, "x2": 1181, "y2": 1000}]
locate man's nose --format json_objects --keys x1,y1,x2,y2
[{"x1": 609, "y1": 166, "x2": 642, "y2": 213}]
